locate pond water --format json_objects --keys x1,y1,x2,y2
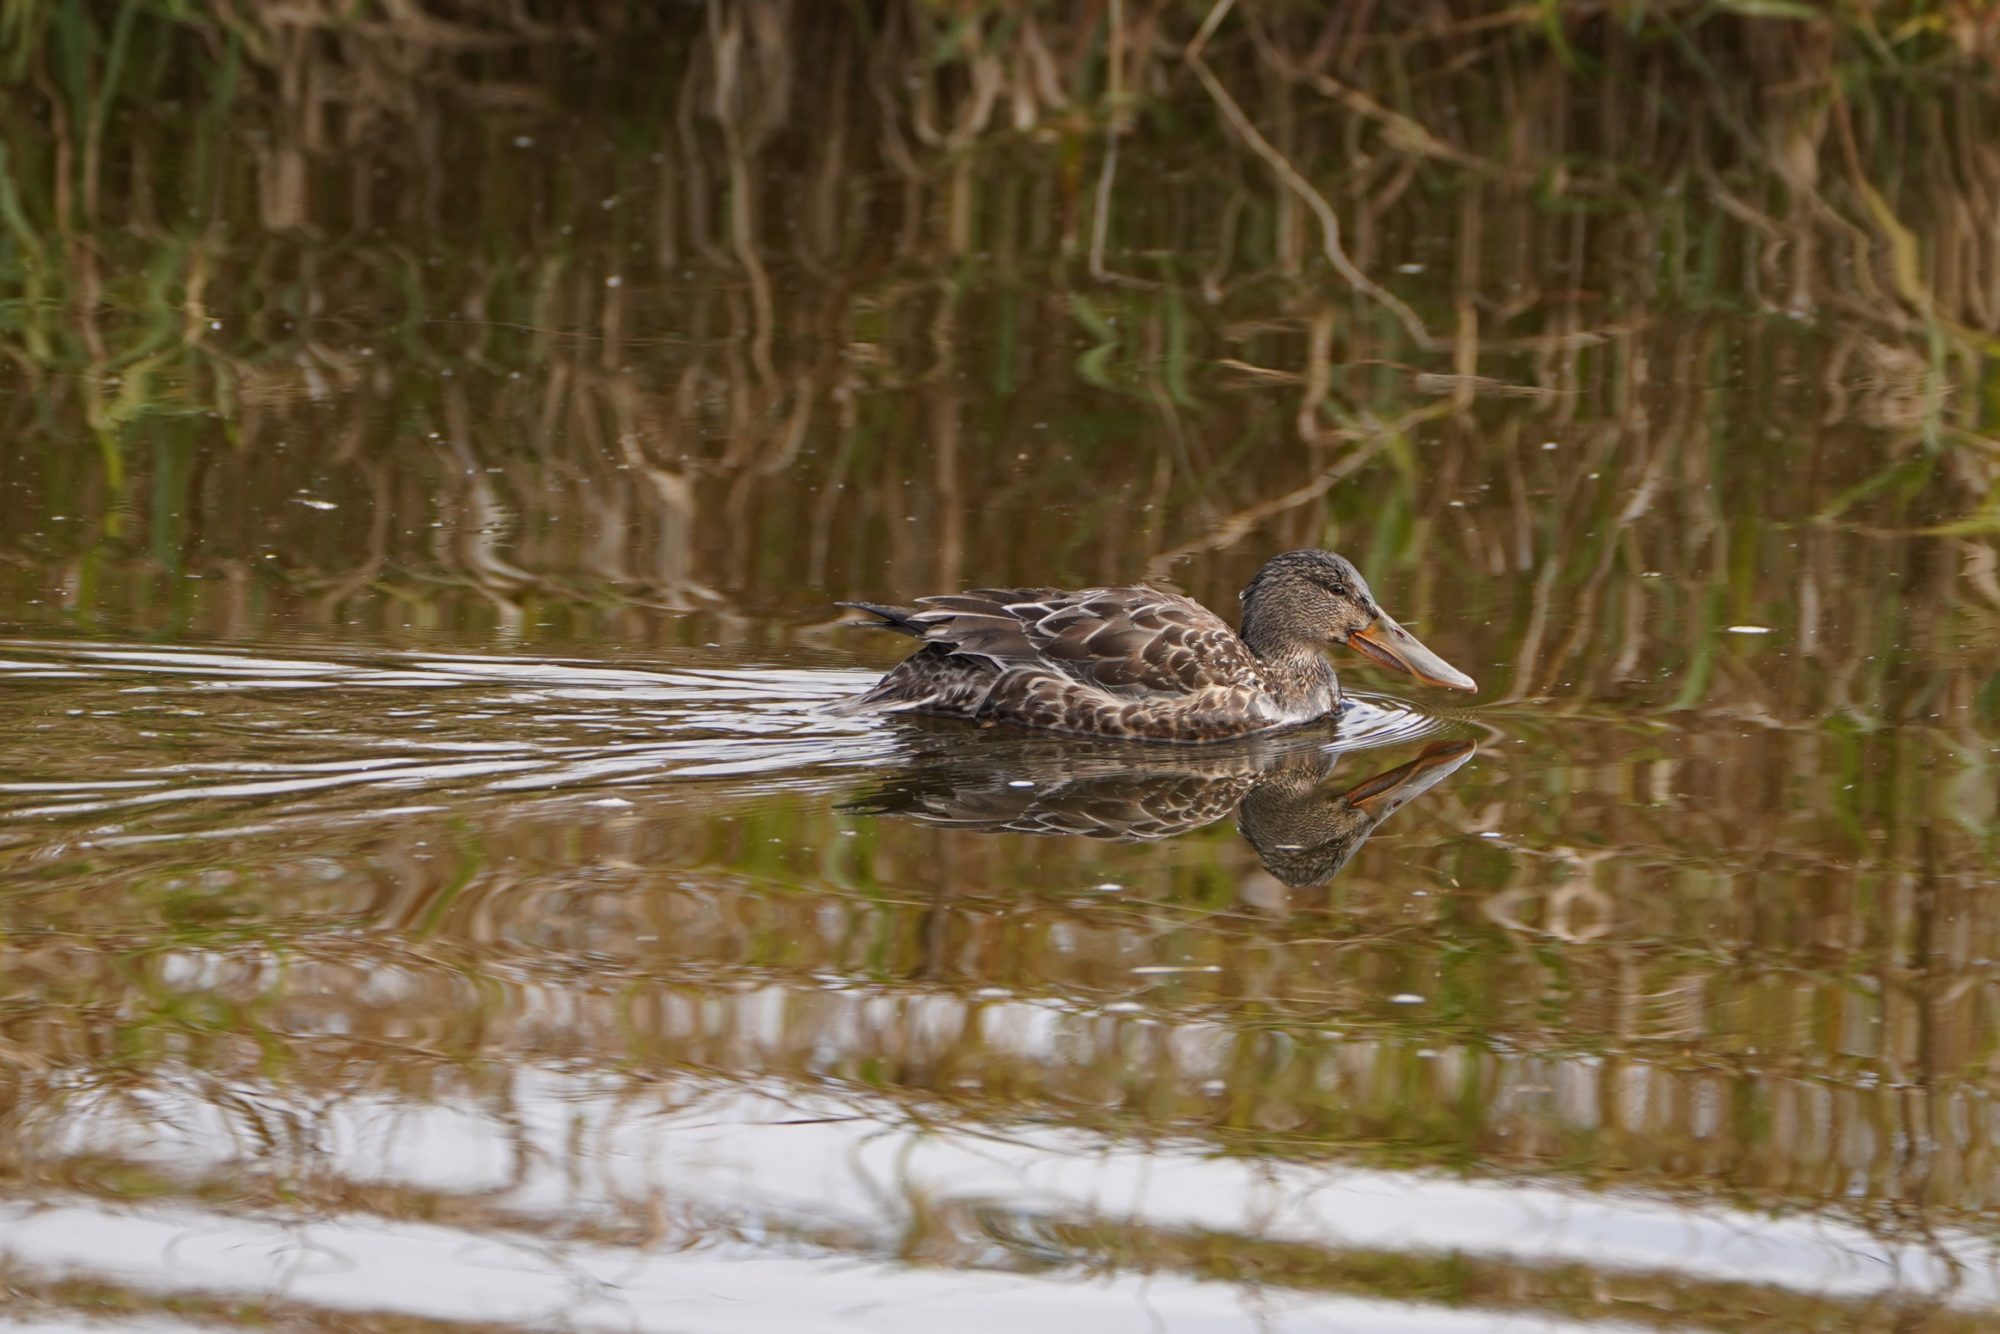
[{"x1": 2, "y1": 7, "x2": 1999, "y2": 1332}]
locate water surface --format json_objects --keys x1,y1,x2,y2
[{"x1": 2, "y1": 6, "x2": 1999, "y2": 1331}]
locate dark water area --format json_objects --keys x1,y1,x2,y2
[{"x1": 2, "y1": 4, "x2": 1999, "y2": 1331}]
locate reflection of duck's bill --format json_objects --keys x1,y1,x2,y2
[
  {"x1": 1347, "y1": 613, "x2": 1478, "y2": 693},
  {"x1": 1340, "y1": 738, "x2": 1477, "y2": 813}
]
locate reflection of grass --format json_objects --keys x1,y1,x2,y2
[
  {"x1": 4, "y1": 732, "x2": 1992, "y2": 1167},
  {"x1": 4, "y1": 3, "x2": 1996, "y2": 422},
  {"x1": 993, "y1": 1214, "x2": 1999, "y2": 1334},
  {"x1": 0, "y1": 1158, "x2": 1987, "y2": 1334},
  {"x1": 0, "y1": 769, "x2": 1993, "y2": 1328},
  {"x1": 0, "y1": 1, "x2": 1995, "y2": 721}
]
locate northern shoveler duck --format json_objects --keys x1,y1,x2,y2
[{"x1": 832, "y1": 549, "x2": 1476, "y2": 742}]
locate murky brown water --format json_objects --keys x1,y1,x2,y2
[{"x1": 3, "y1": 6, "x2": 2000, "y2": 1331}]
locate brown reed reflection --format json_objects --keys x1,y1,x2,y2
[
  {"x1": 0, "y1": 677, "x2": 1995, "y2": 1328},
  {"x1": 2, "y1": 2, "x2": 1995, "y2": 743}
]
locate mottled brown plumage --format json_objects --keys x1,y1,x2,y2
[{"x1": 832, "y1": 550, "x2": 1475, "y2": 742}]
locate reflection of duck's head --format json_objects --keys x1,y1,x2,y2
[
  {"x1": 1237, "y1": 739, "x2": 1475, "y2": 887},
  {"x1": 847, "y1": 733, "x2": 1474, "y2": 889}
]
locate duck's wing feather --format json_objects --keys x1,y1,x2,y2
[{"x1": 899, "y1": 585, "x2": 1260, "y2": 697}]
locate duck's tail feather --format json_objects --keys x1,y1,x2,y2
[
  {"x1": 825, "y1": 641, "x2": 1001, "y2": 718},
  {"x1": 836, "y1": 600, "x2": 928, "y2": 639},
  {"x1": 828, "y1": 604, "x2": 930, "y2": 717},
  {"x1": 823, "y1": 689, "x2": 890, "y2": 716}
]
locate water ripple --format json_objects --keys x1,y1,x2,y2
[{"x1": 0, "y1": 638, "x2": 1468, "y2": 835}]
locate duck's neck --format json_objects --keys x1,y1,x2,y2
[{"x1": 1241, "y1": 627, "x2": 1339, "y2": 709}]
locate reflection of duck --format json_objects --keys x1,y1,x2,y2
[
  {"x1": 833, "y1": 550, "x2": 1475, "y2": 742},
  {"x1": 851, "y1": 736, "x2": 1475, "y2": 888}
]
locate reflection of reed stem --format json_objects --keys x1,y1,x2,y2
[{"x1": 1185, "y1": 0, "x2": 1438, "y2": 351}]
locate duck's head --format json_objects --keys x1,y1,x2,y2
[{"x1": 1239, "y1": 549, "x2": 1477, "y2": 692}]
